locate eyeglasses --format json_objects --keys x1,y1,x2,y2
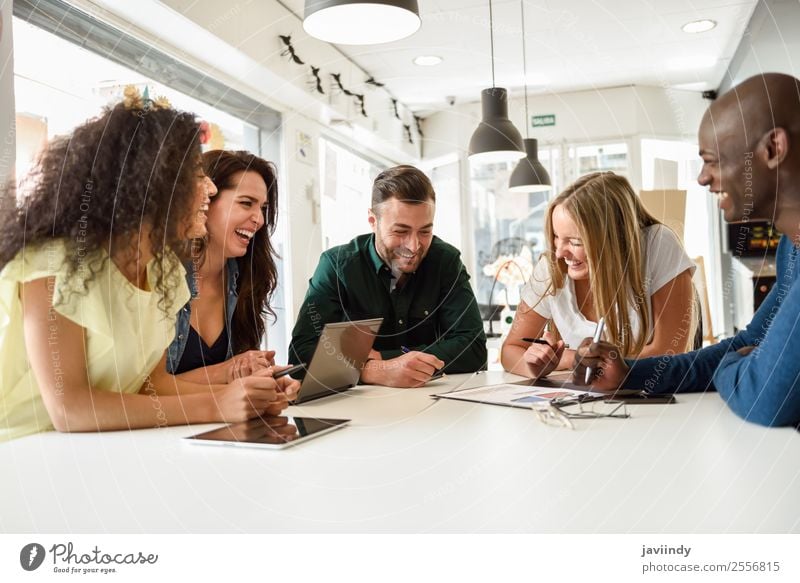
[{"x1": 532, "y1": 394, "x2": 630, "y2": 430}]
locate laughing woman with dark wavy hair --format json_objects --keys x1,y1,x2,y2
[
  {"x1": 0, "y1": 94, "x2": 296, "y2": 442},
  {"x1": 153, "y1": 150, "x2": 282, "y2": 386}
]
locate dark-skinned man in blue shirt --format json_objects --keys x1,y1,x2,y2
[{"x1": 573, "y1": 73, "x2": 800, "y2": 427}]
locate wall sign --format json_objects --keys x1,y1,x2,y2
[{"x1": 532, "y1": 114, "x2": 556, "y2": 127}]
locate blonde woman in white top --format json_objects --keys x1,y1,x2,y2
[{"x1": 501, "y1": 172, "x2": 696, "y2": 379}]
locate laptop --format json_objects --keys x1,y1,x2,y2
[{"x1": 293, "y1": 317, "x2": 383, "y2": 403}]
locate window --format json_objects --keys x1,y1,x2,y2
[
  {"x1": 468, "y1": 142, "x2": 627, "y2": 312},
  {"x1": 470, "y1": 162, "x2": 551, "y2": 309},
  {"x1": 13, "y1": 18, "x2": 260, "y2": 187},
  {"x1": 319, "y1": 138, "x2": 384, "y2": 250},
  {"x1": 12, "y1": 5, "x2": 290, "y2": 358},
  {"x1": 567, "y1": 142, "x2": 629, "y2": 183}
]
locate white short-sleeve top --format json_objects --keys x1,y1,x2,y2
[{"x1": 519, "y1": 224, "x2": 695, "y2": 350}]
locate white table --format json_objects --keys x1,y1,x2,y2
[{"x1": 1, "y1": 371, "x2": 798, "y2": 533}]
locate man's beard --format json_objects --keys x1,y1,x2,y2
[{"x1": 376, "y1": 237, "x2": 420, "y2": 277}]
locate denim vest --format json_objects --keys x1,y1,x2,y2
[{"x1": 165, "y1": 259, "x2": 239, "y2": 374}]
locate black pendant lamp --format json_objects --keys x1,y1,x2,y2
[
  {"x1": 468, "y1": 0, "x2": 525, "y2": 164},
  {"x1": 303, "y1": 1, "x2": 421, "y2": 45},
  {"x1": 508, "y1": 0, "x2": 551, "y2": 192}
]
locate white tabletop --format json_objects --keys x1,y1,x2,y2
[{"x1": 1, "y1": 371, "x2": 798, "y2": 533}]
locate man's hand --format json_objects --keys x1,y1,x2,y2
[
  {"x1": 572, "y1": 338, "x2": 628, "y2": 391},
  {"x1": 522, "y1": 332, "x2": 565, "y2": 379},
  {"x1": 737, "y1": 345, "x2": 756, "y2": 357},
  {"x1": 361, "y1": 350, "x2": 445, "y2": 388}
]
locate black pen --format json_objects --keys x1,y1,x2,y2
[
  {"x1": 273, "y1": 363, "x2": 306, "y2": 379},
  {"x1": 522, "y1": 337, "x2": 552, "y2": 346},
  {"x1": 522, "y1": 337, "x2": 570, "y2": 349}
]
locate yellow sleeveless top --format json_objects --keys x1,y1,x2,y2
[{"x1": 0, "y1": 240, "x2": 189, "y2": 441}]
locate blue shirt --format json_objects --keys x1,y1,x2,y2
[
  {"x1": 165, "y1": 259, "x2": 239, "y2": 374},
  {"x1": 625, "y1": 235, "x2": 800, "y2": 427}
]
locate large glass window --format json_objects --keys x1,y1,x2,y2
[
  {"x1": 567, "y1": 142, "x2": 629, "y2": 183},
  {"x1": 470, "y1": 162, "x2": 551, "y2": 310},
  {"x1": 429, "y1": 159, "x2": 462, "y2": 249},
  {"x1": 12, "y1": 14, "x2": 289, "y2": 358},
  {"x1": 319, "y1": 138, "x2": 384, "y2": 250},
  {"x1": 13, "y1": 18, "x2": 259, "y2": 186}
]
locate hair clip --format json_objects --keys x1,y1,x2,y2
[{"x1": 122, "y1": 85, "x2": 172, "y2": 112}]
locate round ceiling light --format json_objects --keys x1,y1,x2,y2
[
  {"x1": 413, "y1": 55, "x2": 443, "y2": 67},
  {"x1": 681, "y1": 19, "x2": 717, "y2": 34},
  {"x1": 303, "y1": 1, "x2": 421, "y2": 45}
]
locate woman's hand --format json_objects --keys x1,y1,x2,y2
[
  {"x1": 522, "y1": 332, "x2": 565, "y2": 379},
  {"x1": 225, "y1": 350, "x2": 276, "y2": 383},
  {"x1": 270, "y1": 365, "x2": 302, "y2": 402},
  {"x1": 215, "y1": 368, "x2": 286, "y2": 422}
]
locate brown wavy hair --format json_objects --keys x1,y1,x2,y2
[
  {"x1": 200, "y1": 150, "x2": 280, "y2": 353},
  {"x1": 0, "y1": 101, "x2": 202, "y2": 313}
]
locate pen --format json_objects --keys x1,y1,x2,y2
[
  {"x1": 522, "y1": 337, "x2": 552, "y2": 346},
  {"x1": 522, "y1": 338, "x2": 570, "y2": 349},
  {"x1": 273, "y1": 363, "x2": 307, "y2": 379},
  {"x1": 584, "y1": 317, "x2": 606, "y2": 384}
]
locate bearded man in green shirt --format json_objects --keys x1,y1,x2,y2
[{"x1": 288, "y1": 165, "x2": 487, "y2": 387}]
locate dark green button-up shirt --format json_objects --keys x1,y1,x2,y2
[{"x1": 288, "y1": 233, "x2": 487, "y2": 373}]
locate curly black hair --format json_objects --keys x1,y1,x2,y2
[
  {"x1": 0, "y1": 101, "x2": 202, "y2": 313},
  {"x1": 200, "y1": 150, "x2": 280, "y2": 353}
]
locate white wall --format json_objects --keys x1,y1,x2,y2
[
  {"x1": 281, "y1": 114, "x2": 322, "y2": 319},
  {"x1": 423, "y1": 85, "x2": 707, "y2": 161},
  {"x1": 0, "y1": 0, "x2": 14, "y2": 190},
  {"x1": 721, "y1": 0, "x2": 800, "y2": 91}
]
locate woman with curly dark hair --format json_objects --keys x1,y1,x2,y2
[
  {"x1": 154, "y1": 150, "x2": 281, "y2": 384},
  {"x1": 0, "y1": 93, "x2": 297, "y2": 442}
]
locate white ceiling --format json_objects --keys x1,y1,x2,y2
[{"x1": 283, "y1": 0, "x2": 758, "y2": 112}]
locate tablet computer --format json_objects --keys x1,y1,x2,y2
[
  {"x1": 183, "y1": 416, "x2": 350, "y2": 450},
  {"x1": 293, "y1": 317, "x2": 383, "y2": 403}
]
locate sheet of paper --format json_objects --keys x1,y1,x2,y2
[{"x1": 436, "y1": 382, "x2": 596, "y2": 409}]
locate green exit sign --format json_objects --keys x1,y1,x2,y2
[{"x1": 532, "y1": 114, "x2": 556, "y2": 127}]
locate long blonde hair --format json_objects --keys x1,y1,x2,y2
[{"x1": 540, "y1": 172, "x2": 688, "y2": 356}]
